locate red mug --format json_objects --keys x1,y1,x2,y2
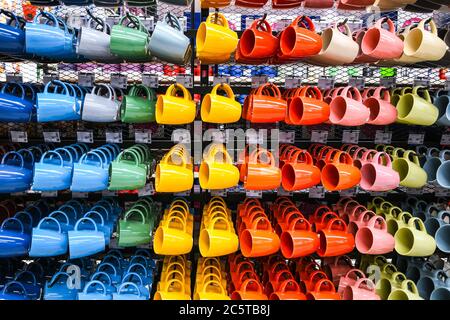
[
  {"x1": 247, "y1": 83, "x2": 287, "y2": 123},
  {"x1": 337, "y1": 268, "x2": 366, "y2": 294},
  {"x1": 272, "y1": 0, "x2": 304, "y2": 8},
  {"x1": 317, "y1": 218, "x2": 355, "y2": 257},
  {"x1": 235, "y1": 0, "x2": 268, "y2": 7},
  {"x1": 263, "y1": 260, "x2": 290, "y2": 283},
  {"x1": 264, "y1": 269, "x2": 294, "y2": 296},
  {"x1": 287, "y1": 86, "x2": 330, "y2": 125},
  {"x1": 240, "y1": 216, "x2": 281, "y2": 257},
  {"x1": 309, "y1": 205, "x2": 333, "y2": 224},
  {"x1": 269, "y1": 279, "x2": 307, "y2": 300},
  {"x1": 281, "y1": 149, "x2": 321, "y2": 191},
  {"x1": 304, "y1": 0, "x2": 334, "y2": 7},
  {"x1": 329, "y1": 86, "x2": 370, "y2": 126},
  {"x1": 240, "y1": 19, "x2": 279, "y2": 59},
  {"x1": 314, "y1": 211, "x2": 340, "y2": 232},
  {"x1": 360, "y1": 152, "x2": 400, "y2": 191},
  {"x1": 231, "y1": 261, "x2": 255, "y2": 286},
  {"x1": 322, "y1": 255, "x2": 354, "y2": 287},
  {"x1": 296, "y1": 259, "x2": 321, "y2": 281},
  {"x1": 231, "y1": 279, "x2": 268, "y2": 300},
  {"x1": 321, "y1": 151, "x2": 361, "y2": 191},
  {"x1": 363, "y1": 87, "x2": 398, "y2": 125},
  {"x1": 361, "y1": 18, "x2": 404, "y2": 59},
  {"x1": 342, "y1": 278, "x2": 380, "y2": 300},
  {"x1": 340, "y1": 0, "x2": 375, "y2": 5},
  {"x1": 280, "y1": 217, "x2": 319, "y2": 258},
  {"x1": 279, "y1": 16, "x2": 323, "y2": 59},
  {"x1": 355, "y1": 215, "x2": 395, "y2": 254},
  {"x1": 306, "y1": 279, "x2": 341, "y2": 300},
  {"x1": 235, "y1": 41, "x2": 269, "y2": 64}
]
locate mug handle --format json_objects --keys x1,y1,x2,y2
[
  {"x1": 210, "y1": 83, "x2": 236, "y2": 100},
  {"x1": 163, "y1": 215, "x2": 187, "y2": 232},
  {"x1": 288, "y1": 217, "x2": 312, "y2": 232},
  {"x1": 208, "y1": 216, "x2": 231, "y2": 232},
  {"x1": 54, "y1": 147, "x2": 74, "y2": 165},
  {"x1": 374, "y1": 17, "x2": 395, "y2": 34},
  {"x1": 127, "y1": 262, "x2": 148, "y2": 277},
  {"x1": 2, "y1": 281, "x2": 27, "y2": 296},
  {"x1": 163, "y1": 12, "x2": 182, "y2": 32},
  {"x1": 0, "y1": 9, "x2": 20, "y2": 28},
  {"x1": 206, "y1": 12, "x2": 229, "y2": 29},
  {"x1": 162, "y1": 278, "x2": 185, "y2": 293},
  {"x1": 83, "y1": 211, "x2": 105, "y2": 227},
  {"x1": 83, "y1": 280, "x2": 107, "y2": 295},
  {"x1": 93, "y1": 84, "x2": 115, "y2": 101},
  {"x1": 117, "y1": 282, "x2": 143, "y2": 297},
  {"x1": 122, "y1": 271, "x2": 145, "y2": 286},
  {"x1": 354, "y1": 278, "x2": 376, "y2": 292},
  {"x1": 419, "y1": 18, "x2": 437, "y2": 36},
  {"x1": 251, "y1": 18, "x2": 272, "y2": 33},
  {"x1": 40, "y1": 151, "x2": 64, "y2": 167},
  {"x1": 366, "y1": 216, "x2": 388, "y2": 232},
  {"x1": 407, "y1": 217, "x2": 427, "y2": 232},
  {"x1": 33, "y1": 11, "x2": 59, "y2": 28},
  {"x1": 401, "y1": 279, "x2": 419, "y2": 295},
  {"x1": 36, "y1": 216, "x2": 62, "y2": 233},
  {"x1": 313, "y1": 279, "x2": 335, "y2": 293},
  {"x1": 412, "y1": 86, "x2": 432, "y2": 103},
  {"x1": 201, "y1": 279, "x2": 226, "y2": 296},
  {"x1": 49, "y1": 210, "x2": 71, "y2": 226},
  {"x1": 90, "y1": 271, "x2": 113, "y2": 286},
  {"x1": 325, "y1": 217, "x2": 347, "y2": 232},
  {"x1": 74, "y1": 217, "x2": 99, "y2": 232},
  {"x1": 372, "y1": 151, "x2": 392, "y2": 167},
  {"x1": 124, "y1": 208, "x2": 147, "y2": 224},
  {"x1": 403, "y1": 150, "x2": 421, "y2": 166},
  {"x1": 97, "y1": 262, "x2": 118, "y2": 276},
  {"x1": 292, "y1": 15, "x2": 315, "y2": 32},
  {"x1": 0, "y1": 217, "x2": 25, "y2": 233},
  {"x1": 1, "y1": 151, "x2": 24, "y2": 168},
  {"x1": 1, "y1": 83, "x2": 26, "y2": 100}
]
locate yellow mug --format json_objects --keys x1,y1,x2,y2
[
  {"x1": 394, "y1": 26, "x2": 424, "y2": 65},
  {"x1": 404, "y1": 18, "x2": 448, "y2": 62},
  {"x1": 161, "y1": 212, "x2": 193, "y2": 235},
  {"x1": 154, "y1": 215, "x2": 193, "y2": 255},
  {"x1": 194, "y1": 279, "x2": 230, "y2": 300},
  {"x1": 199, "y1": 216, "x2": 239, "y2": 257},
  {"x1": 195, "y1": 267, "x2": 227, "y2": 290},
  {"x1": 397, "y1": 87, "x2": 438, "y2": 126},
  {"x1": 158, "y1": 270, "x2": 191, "y2": 294},
  {"x1": 387, "y1": 211, "x2": 413, "y2": 235},
  {"x1": 200, "y1": 0, "x2": 231, "y2": 8},
  {"x1": 376, "y1": 271, "x2": 406, "y2": 300},
  {"x1": 163, "y1": 255, "x2": 191, "y2": 270},
  {"x1": 197, "y1": 52, "x2": 232, "y2": 64},
  {"x1": 395, "y1": 217, "x2": 436, "y2": 256},
  {"x1": 155, "y1": 153, "x2": 193, "y2": 193},
  {"x1": 199, "y1": 148, "x2": 239, "y2": 190},
  {"x1": 201, "y1": 83, "x2": 242, "y2": 123},
  {"x1": 154, "y1": 279, "x2": 191, "y2": 300},
  {"x1": 196, "y1": 13, "x2": 238, "y2": 56},
  {"x1": 198, "y1": 257, "x2": 224, "y2": 271},
  {"x1": 156, "y1": 84, "x2": 196, "y2": 124},
  {"x1": 392, "y1": 150, "x2": 428, "y2": 188},
  {"x1": 388, "y1": 279, "x2": 423, "y2": 300}
]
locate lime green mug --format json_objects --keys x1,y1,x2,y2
[
  {"x1": 396, "y1": 86, "x2": 439, "y2": 126},
  {"x1": 376, "y1": 271, "x2": 406, "y2": 300},
  {"x1": 394, "y1": 217, "x2": 437, "y2": 257},
  {"x1": 121, "y1": 85, "x2": 156, "y2": 123},
  {"x1": 388, "y1": 279, "x2": 423, "y2": 300},
  {"x1": 392, "y1": 150, "x2": 427, "y2": 188}
]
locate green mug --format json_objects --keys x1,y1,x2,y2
[
  {"x1": 387, "y1": 211, "x2": 413, "y2": 235},
  {"x1": 109, "y1": 149, "x2": 147, "y2": 190},
  {"x1": 376, "y1": 271, "x2": 406, "y2": 300},
  {"x1": 110, "y1": 14, "x2": 150, "y2": 61},
  {"x1": 392, "y1": 150, "x2": 428, "y2": 188},
  {"x1": 394, "y1": 217, "x2": 437, "y2": 257},
  {"x1": 397, "y1": 86, "x2": 439, "y2": 126},
  {"x1": 118, "y1": 208, "x2": 152, "y2": 247},
  {"x1": 388, "y1": 280, "x2": 423, "y2": 300},
  {"x1": 129, "y1": 144, "x2": 151, "y2": 162},
  {"x1": 121, "y1": 85, "x2": 156, "y2": 123}
]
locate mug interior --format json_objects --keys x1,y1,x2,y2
[
  {"x1": 395, "y1": 228, "x2": 414, "y2": 254},
  {"x1": 435, "y1": 225, "x2": 450, "y2": 252},
  {"x1": 355, "y1": 227, "x2": 373, "y2": 252},
  {"x1": 417, "y1": 277, "x2": 435, "y2": 299},
  {"x1": 392, "y1": 158, "x2": 410, "y2": 181},
  {"x1": 362, "y1": 29, "x2": 380, "y2": 54},
  {"x1": 397, "y1": 95, "x2": 414, "y2": 118},
  {"x1": 431, "y1": 287, "x2": 450, "y2": 300},
  {"x1": 404, "y1": 29, "x2": 423, "y2": 56},
  {"x1": 360, "y1": 164, "x2": 376, "y2": 188},
  {"x1": 321, "y1": 165, "x2": 339, "y2": 189}
]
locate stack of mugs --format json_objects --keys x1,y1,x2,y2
[{"x1": 154, "y1": 255, "x2": 191, "y2": 300}]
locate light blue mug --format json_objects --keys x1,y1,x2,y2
[
  {"x1": 433, "y1": 90, "x2": 450, "y2": 126},
  {"x1": 68, "y1": 217, "x2": 105, "y2": 259},
  {"x1": 43, "y1": 272, "x2": 79, "y2": 300},
  {"x1": 436, "y1": 149, "x2": 450, "y2": 189},
  {"x1": 417, "y1": 267, "x2": 448, "y2": 300},
  {"x1": 112, "y1": 282, "x2": 147, "y2": 300},
  {"x1": 29, "y1": 217, "x2": 68, "y2": 257},
  {"x1": 32, "y1": 150, "x2": 73, "y2": 191},
  {"x1": 90, "y1": 271, "x2": 116, "y2": 295},
  {"x1": 83, "y1": 210, "x2": 112, "y2": 245},
  {"x1": 77, "y1": 280, "x2": 112, "y2": 300},
  {"x1": 37, "y1": 80, "x2": 80, "y2": 122},
  {"x1": 71, "y1": 151, "x2": 109, "y2": 192}
]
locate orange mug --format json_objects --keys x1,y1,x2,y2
[
  {"x1": 281, "y1": 149, "x2": 321, "y2": 191},
  {"x1": 280, "y1": 217, "x2": 319, "y2": 258},
  {"x1": 321, "y1": 151, "x2": 361, "y2": 191},
  {"x1": 240, "y1": 216, "x2": 281, "y2": 257},
  {"x1": 231, "y1": 279, "x2": 268, "y2": 300},
  {"x1": 317, "y1": 218, "x2": 355, "y2": 257},
  {"x1": 287, "y1": 86, "x2": 330, "y2": 125},
  {"x1": 241, "y1": 149, "x2": 282, "y2": 190},
  {"x1": 247, "y1": 83, "x2": 287, "y2": 123},
  {"x1": 240, "y1": 19, "x2": 279, "y2": 59},
  {"x1": 269, "y1": 279, "x2": 306, "y2": 300},
  {"x1": 306, "y1": 279, "x2": 341, "y2": 300}
]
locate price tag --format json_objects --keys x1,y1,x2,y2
[
  {"x1": 142, "y1": 74, "x2": 159, "y2": 88},
  {"x1": 369, "y1": 191, "x2": 388, "y2": 197},
  {"x1": 380, "y1": 77, "x2": 396, "y2": 88},
  {"x1": 41, "y1": 191, "x2": 57, "y2": 198},
  {"x1": 106, "y1": 130, "x2": 123, "y2": 143},
  {"x1": 10, "y1": 131, "x2": 27, "y2": 143},
  {"x1": 43, "y1": 131, "x2": 61, "y2": 143},
  {"x1": 278, "y1": 187, "x2": 293, "y2": 196},
  {"x1": 72, "y1": 192, "x2": 88, "y2": 199},
  {"x1": 441, "y1": 133, "x2": 450, "y2": 145},
  {"x1": 138, "y1": 183, "x2": 155, "y2": 196},
  {"x1": 285, "y1": 77, "x2": 301, "y2": 89},
  {"x1": 174, "y1": 190, "x2": 191, "y2": 196},
  {"x1": 311, "y1": 130, "x2": 328, "y2": 143},
  {"x1": 211, "y1": 189, "x2": 227, "y2": 197},
  {"x1": 43, "y1": 74, "x2": 59, "y2": 85},
  {"x1": 340, "y1": 187, "x2": 356, "y2": 197},
  {"x1": 78, "y1": 72, "x2": 94, "y2": 87},
  {"x1": 102, "y1": 190, "x2": 118, "y2": 197},
  {"x1": 251, "y1": 75, "x2": 268, "y2": 88},
  {"x1": 445, "y1": 79, "x2": 450, "y2": 91},
  {"x1": 193, "y1": 184, "x2": 201, "y2": 194},
  {"x1": 279, "y1": 131, "x2": 295, "y2": 143},
  {"x1": 213, "y1": 76, "x2": 231, "y2": 85},
  {"x1": 172, "y1": 129, "x2": 191, "y2": 143},
  {"x1": 317, "y1": 76, "x2": 335, "y2": 90},
  {"x1": 6, "y1": 73, "x2": 23, "y2": 83},
  {"x1": 348, "y1": 76, "x2": 365, "y2": 89},
  {"x1": 246, "y1": 190, "x2": 262, "y2": 198},
  {"x1": 110, "y1": 74, "x2": 127, "y2": 89},
  {"x1": 309, "y1": 186, "x2": 325, "y2": 199},
  {"x1": 435, "y1": 187, "x2": 450, "y2": 197},
  {"x1": 375, "y1": 130, "x2": 392, "y2": 144},
  {"x1": 135, "y1": 129, "x2": 151, "y2": 143},
  {"x1": 342, "y1": 130, "x2": 360, "y2": 144},
  {"x1": 246, "y1": 131, "x2": 264, "y2": 145},
  {"x1": 408, "y1": 133, "x2": 425, "y2": 145},
  {"x1": 414, "y1": 77, "x2": 430, "y2": 87},
  {"x1": 176, "y1": 74, "x2": 193, "y2": 88},
  {"x1": 77, "y1": 131, "x2": 94, "y2": 143},
  {"x1": 140, "y1": 17, "x2": 154, "y2": 31}
]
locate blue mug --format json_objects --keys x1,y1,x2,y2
[
  {"x1": 63, "y1": 199, "x2": 86, "y2": 217},
  {"x1": 417, "y1": 268, "x2": 448, "y2": 300},
  {"x1": 36, "y1": 80, "x2": 79, "y2": 122},
  {"x1": 0, "y1": 83, "x2": 34, "y2": 122},
  {"x1": 0, "y1": 281, "x2": 30, "y2": 300},
  {"x1": 119, "y1": 272, "x2": 150, "y2": 299},
  {"x1": 29, "y1": 217, "x2": 68, "y2": 257},
  {"x1": 430, "y1": 285, "x2": 450, "y2": 300},
  {"x1": 17, "y1": 148, "x2": 36, "y2": 170},
  {"x1": 0, "y1": 218, "x2": 30, "y2": 257},
  {"x1": 77, "y1": 280, "x2": 112, "y2": 300},
  {"x1": 113, "y1": 282, "x2": 147, "y2": 300},
  {"x1": 129, "y1": 255, "x2": 154, "y2": 270},
  {"x1": 0, "y1": 151, "x2": 33, "y2": 193},
  {"x1": 13, "y1": 271, "x2": 41, "y2": 300},
  {"x1": 436, "y1": 149, "x2": 450, "y2": 189},
  {"x1": 49, "y1": 210, "x2": 75, "y2": 232},
  {"x1": 435, "y1": 222, "x2": 450, "y2": 254},
  {"x1": 0, "y1": 10, "x2": 25, "y2": 56},
  {"x1": 102, "y1": 254, "x2": 128, "y2": 273},
  {"x1": 13, "y1": 211, "x2": 35, "y2": 233},
  {"x1": 68, "y1": 217, "x2": 105, "y2": 259},
  {"x1": 126, "y1": 263, "x2": 152, "y2": 286},
  {"x1": 434, "y1": 90, "x2": 450, "y2": 126},
  {"x1": 25, "y1": 12, "x2": 68, "y2": 60},
  {"x1": 425, "y1": 210, "x2": 450, "y2": 238},
  {"x1": 96, "y1": 262, "x2": 122, "y2": 285},
  {"x1": 90, "y1": 203, "x2": 115, "y2": 225},
  {"x1": 32, "y1": 150, "x2": 73, "y2": 191},
  {"x1": 82, "y1": 211, "x2": 112, "y2": 245},
  {"x1": 90, "y1": 271, "x2": 116, "y2": 295},
  {"x1": 71, "y1": 152, "x2": 109, "y2": 192},
  {"x1": 43, "y1": 271, "x2": 79, "y2": 300}
]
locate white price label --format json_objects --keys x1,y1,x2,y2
[
  {"x1": 348, "y1": 77, "x2": 365, "y2": 89},
  {"x1": 43, "y1": 74, "x2": 59, "y2": 84},
  {"x1": 193, "y1": 185, "x2": 201, "y2": 194},
  {"x1": 380, "y1": 77, "x2": 396, "y2": 88},
  {"x1": 441, "y1": 133, "x2": 450, "y2": 145},
  {"x1": 78, "y1": 72, "x2": 94, "y2": 87},
  {"x1": 211, "y1": 189, "x2": 227, "y2": 197},
  {"x1": 309, "y1": 186, "x2": 325, "y2": 199},
  {"x1": 6, "y1": 73, "x2": 23, "y2": 83},
  {"x1": 369, "y1": 191, "x2": 387, "y2": 197},
  {"x1": 285, "y1": 77, "x2": 301, "y2": 89},
  {"x1": 43, "y1": 131, "x2": 61, "y2": 143},
  {"x1": 251, "y1": 76, "x2": 269, "y2": 88},
  {"x1": 375, "y1": 130, "x2": 392, "y2": 144},
  {"x1": 246, "y1": 190, "x2": 262, "y2": 198},
  {"x1": 138, "y1": 183, "x2": 155, "y2": 197},
  {"x1": 311, "y1": 130, "x2": 328, "y2": 143},
  {"x1": 102, "y1": 190, "x2": 118, "y2": 197},
  {"x1": 278, "y1": 187, "x2": 293, "y2": 196},
  {"x1": 110, "y1": 74, "x2": 127, "y2": 89},
  {"x1": 213, "y1": 76, "x2": 231, "y2": 85},
  {"x1": 176, "y1": 75, "x2": 193, "y2": 88},
  {"x1": 340, "y1": 187, "x2": 356, "y2": 197},
  {"x1": 142, "y1": 74, "x2": 159, "y2": 88},
  {"x1": 174, "y1": 190, "x2": 191, "y2": 196},
  {"x1": 317, "y1": 76, "x2": 335, "y2": 90},
  {"x1": 408, "y1": 133, "x2": 425, "y2": 145},
  {"x1": 10, "y1": 131, "x2": 27, "y2": 143},
  {"x1": 41, "y1": 191, "x2": 57, "y2": 198},
  {"x1": 72, "y1": 192, "x2": 88, "y2": 199},
  {"x1": 106, "y1": 130, "x2": 123, "y2": 143},
  {"x1": 135, "y1": 130, "x2": 151, "y2": 143},
  {"x1": 342, "y1": 130, "x2": 360, "y2": 144},
  {"x1": 279, "y1": 131, "x2": 295, "y2": 143},
  {"x1": 172, "y1": 129, "x2": 191, "y2": 143},
  {"x1": 77, "y1": 131, "x2": 94, "y2": 143}
]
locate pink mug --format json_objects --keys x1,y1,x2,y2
[
  {"x1": 323, "y1": 255, "x2": 353, "y2": 287},
  {"x1": 329, "y1": 86, "x2": 370, "y2": 126},
  {"x1": 363, "y1": 87, "x2": 398, "y2": 125},
  {"x1": 340, "y1": 0, "x2": 375, "y2": 5},
  {"x1": 361, "y1": 18, "x2": 404, "y2": 60},
  {"x1": 352, "y1": 29, "x2": 380, "y2": 64},
  {"x1": 360, "y1": 152, "x2": 400, "y2": 191},
  {"x1": 342, "y1": 278, "x2": 380, "y2": 300},
  {"x1": 348, "y1": 209, "x2": 376, "y2": 236},
  {"x1": 355, "y1": 215, "x2": 395, "y2": 254},
  {"x1": 353, "y1": 148, "x2": 377, "y2": 169},
  {"x1": 346, "y1": 204, "x2": 368, "y2": 224},
  {"x1": 337, "y1": 268, "x2": 366, "y2": 294}
]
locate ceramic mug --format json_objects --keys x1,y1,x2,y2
[
  {"x1": 361, "y1": 18, "x2": 404, "y2": 60},
  {"x1": 317, "y1": 218, "x2": 355, "y2": 257},
  {"x1": 121, "y1": 85, "x2": 156, "y2": 123},
  {"x1": 156, "y1": 84, "x2": 195, "y2": 125},
  {"x1": 240, "y1": 19, "x2": 278, "y2": 59},
  {"x1": 321, "y1": 151, "x2": 361, "y2": 191},
  {"x1": 360, "y1": 152, "x2": 400, "y2": 191},
  {"x1": 199, "y1": 144, "x2": 239, "y2": 190},
  {"x1": 434, "y1": 90, "x2": 450, "y2": 126},
  {"x1": 0, "y1": 151, "x2": 33, "y2": 193},
  {"x1": 363, "y1": 87, "x2": 397, "y2": 125},
  {"x1": 240, "y1": 216, "x2": 280, "y2": 257},
  {"x1": 329, "y1": 86, "x2": 370, "y2": 126},
  {"x1": 396, "y1": 86, "x2": 438, "y2": 125},
  {"x1": 355, "y1": 216, "x2": 395, "y2": 254},
  {"x1": 392, "y1": 150, "x2": 428, "y2": 188},
  {"x1": 82, "y1": 84, "x2": 120, "y2": 122},
  {"x1": 395, "y1": 217, "x2": 437, "y2": 256},
  {"x1": 201, "y1": 83, "x2": 241, "y2": 123}
]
